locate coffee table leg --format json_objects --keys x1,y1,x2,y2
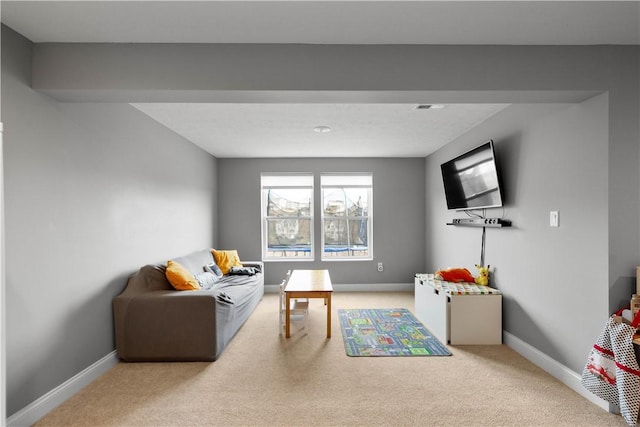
[
  {"x1": 326, "y1": 293, "x2": 331, "y2": 338},
  {"x1": 286, "y1": 292, "x2": 291, "y2": 338}
]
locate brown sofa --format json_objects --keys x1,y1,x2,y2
[{"x1": 113, "y1": 249, "x2": 264, "y2": 362}]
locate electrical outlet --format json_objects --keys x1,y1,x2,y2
[{"x1": 377, "y1": 262, "x2": 384, "y2": 272}]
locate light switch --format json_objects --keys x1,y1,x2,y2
[{"x1": 550, "y1": 211, "x2": 559, "y2": 227}]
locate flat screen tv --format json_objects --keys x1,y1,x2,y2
[{"x1": 440, "y1": 140, "x2": 504, "y2": 211}]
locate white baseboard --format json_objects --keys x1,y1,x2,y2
[
  {"x1": 265, "y1": 282, "x2": 414, "y2": 293},
  {"x1": 503, "y1": 331, "x2": 615, "y2": 413},
  {"x1": 7, "y1": 351, "x2": 119, "y2": 427}
]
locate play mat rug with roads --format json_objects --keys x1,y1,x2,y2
[{"x1": 338, "y1": 308, "x2": 451, "y2": 357}]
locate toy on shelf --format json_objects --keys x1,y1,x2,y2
[{"x1": 475, "y1": 264, "x2": 490, "y2": 286}]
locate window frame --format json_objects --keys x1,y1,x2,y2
[
  {"x1": 260, "y1": 173, "x2": 315, "y2": 262},
  {"x1": 320, "y1": 173, "x2": 373, "y2": 262}
]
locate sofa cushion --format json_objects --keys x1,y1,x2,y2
[
  {"x1": 212, "y1": 249, "x2": 243, "y2": 275},
  {"x1": 173, "y1": 249, "x2": 215, "y2": 275},
  {"x1": 166, "y1": 260, "x2": 201, "y2": 291}
]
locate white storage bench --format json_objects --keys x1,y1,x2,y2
[{"x1": 414, "y1": 274, "x2": 502, "y2": 345}]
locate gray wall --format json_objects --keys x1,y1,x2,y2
[
  {"x1": 426, "y1": 96, "x2": 609, "y2": 372},
  {"x1": 2, "y1": 26, "x2": 218, "y2": 416},
  {"x1": 27, "y1": 43, "x2": 640, "y2": 316},
  {"x1": 217, "y1": 158, "x2": 425, "y2": 286},
  {"x1": 2, "y1": 27, "x2": 639, "y2": 419}
]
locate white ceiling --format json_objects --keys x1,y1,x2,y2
[
  {"x1": 131, "y1": 103, "x2": 510, "y2": 157},
  {"x1": 3, "y1": 1, "x2": 638, "y2": 158}
]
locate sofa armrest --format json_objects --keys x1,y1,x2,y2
[{"x1": 114, "y1": 291, "x2": 218, "y2": 361}]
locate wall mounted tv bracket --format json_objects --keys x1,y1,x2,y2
[{"x1": 447, "y1": 218, "x2": 512, "y2": 228}]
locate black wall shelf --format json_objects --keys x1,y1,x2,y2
[{"x1": 446, "y1": 218, "x2": 511, "y2": 228}]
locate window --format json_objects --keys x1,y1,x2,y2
[
  {"x1": 261, "y1": 174, "x2": 314, "y2": 261},
  {"x1": 321, "y1": 174, "x2": 372, "y2": 260}
]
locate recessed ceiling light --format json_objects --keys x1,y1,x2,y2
[
  {"x1": 313, "y1": 126, "x2": 331, "y2": 133},
  {"x1": 416, "y1": 104, "x2": 445, "y2": 110}
]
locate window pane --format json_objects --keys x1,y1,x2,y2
[
  {"x1": 324, "y1": 218, "x2": 347, "y2": 246},
  {"x1": 266, "y1": 218, "x2": 312, "y2": 258},
  {"x1": 350, "y1": 218, "x2": 369, "y2": 247},
  {"x1": 323, "y1": 188, "x2": 369, "y2": 217},
  {"x1": 261, "y1": 173, "x2": 314, "y2": 261},
  {"x1": 323, "y1": 220, "x2": 370, "y2": 257},
  {"x1": 266, "y1": 189, "x2": 311, "y2": 217},
  {"x1": 320, "y1": 173, "x2": 372, "y2": 261},
  {"x1": 324, "y1": 219, "x2": 369, "y2": 246},
  {"x1": 323, "y1": 189, "x2": 346, "y2": 217},
  {"x1": 345, "y1": 188, "x2": 369, "y2": 216},
  {"x1": 266, "y1": 246, "x2": 312, "y2": 258},
  {"x1": 267, "y1": 218, "x2": 311, "y2": 246}
]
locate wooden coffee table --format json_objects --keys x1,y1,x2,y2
[{"x1": 285, "y1": 270, "x2": 333, "y2": 338}]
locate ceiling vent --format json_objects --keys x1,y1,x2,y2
[{"x1": 416, "y1": 104, "x2": 445, "y2": 110}]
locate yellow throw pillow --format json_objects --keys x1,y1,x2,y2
[
  {"x1": 212, "y1": 249, "x2": 243, "y2": 275},
  {"x1": 166, "y1": 260, "x2": 201, "y2": 291}
]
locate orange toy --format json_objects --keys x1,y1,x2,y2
[{"x1": 435, "y1": 267, "x2": 475, "y2": 283}]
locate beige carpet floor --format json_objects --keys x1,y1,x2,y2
[{"x1": 35, "y1": 292, "x2": 625, "y2": 426}]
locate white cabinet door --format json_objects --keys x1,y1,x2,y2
[{"x1": 414, "y1": 278, "x2": 449, "y2": 344}]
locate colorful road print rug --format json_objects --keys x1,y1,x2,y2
[{"x1": 338, "y1": 308, "x2": 451, "y2": 357}]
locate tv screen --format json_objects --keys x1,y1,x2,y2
[{"x1": 440, "y1": 140, "x2": 504, "y2": 211}]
